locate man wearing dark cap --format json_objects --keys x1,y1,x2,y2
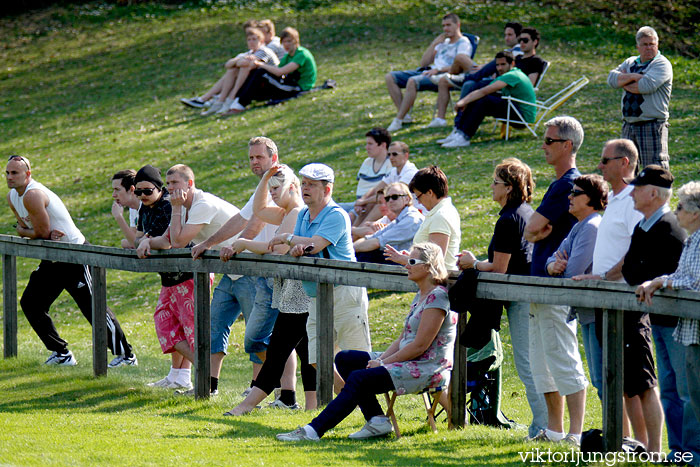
[
  {"x1": 134, "y1": 164, "x2": 196, "y2": 389},
  {"x1": 6, "y1": 155, "x2": 135, "y2": 367},
  {"x1": 593, "y1": 164, "x2": 685, "y2": 454}
]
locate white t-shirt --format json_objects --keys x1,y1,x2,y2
[
  {"x1": 178, "y1": 189, "x2": 239, "y2": 247},
  {"x1": 129, "y1": 206, "x2": 140, "y2": 228},
  {"x1": 433, "y1": 36, "x2": 472, "y2": 70},
  {"x1": 239, "y1": 192, "x2": 278, "y2": 244},
  {"x1": 356, "y1": 157, "x2": 393, "y2": 198},
  {"x1": 591, "y1": 185, "x2": 644, "y2": 276}
]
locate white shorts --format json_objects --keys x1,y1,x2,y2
[
  {"x1": 307, "y1": 285, "x2": 371, "y2": 365},
  {"x1": 529, "y1": 303, "x2": 588, "y2": 396}
]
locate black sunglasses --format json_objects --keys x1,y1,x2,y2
[
  {"x1": 384, "y1": 194, "x2": 405, "y2": 202},
  {"x1": 387, "y1": 151, "x2": 403, "y2": 157},
  {"x1": 518, "y1": 37, "x2": 530, "y2": 43},
  {"x1": 570, "y1": 189, "x2": 586, "y2": 197},
  {"x1": 599, "y1": 156, "x2": 626, "y2": 165},
  {"x1": 134, "y1": 188, "x2": 156, "y2": 196},
  {"x1": 544, "y1": 137, "x2": 568, "y2": 145},
  {"x1": 407, "y1": 258, "x2": 427, "y2": 266}
]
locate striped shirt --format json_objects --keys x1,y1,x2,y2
[{"x1": 672, "y1": 229, "x2": 700, "y2": 345}]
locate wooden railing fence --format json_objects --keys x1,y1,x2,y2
[{"x1": 2, "y1": 234, "x2": 700, "y2": 452}]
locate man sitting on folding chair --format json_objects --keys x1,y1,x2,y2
[{"x1": 439, "y1": 50, "x2": 536, "y2": 148}]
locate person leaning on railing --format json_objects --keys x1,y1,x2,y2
[
  {"x1": 636, "y1": 181, "x2": 700, "y2": 464},
  {"x1": 456, "y1": 157, "x2": 547, "y2": 439}
]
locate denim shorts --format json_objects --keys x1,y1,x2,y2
[
  {"x1": 390, "y1": 68, "x2": 439, "y2": 92},
  {"x1": 210, "y1": 275, "x2": 256, "y2": 359}
]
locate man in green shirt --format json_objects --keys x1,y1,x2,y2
[
  {"x1": 440, "y1": 50, "x2": 536, "y2": 147},
  {"x1": 228, "y1": 26, "x2": 317, "y2": 113}
]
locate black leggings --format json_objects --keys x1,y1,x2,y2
[{"x1": 253, "y1": 312, "x2": 316, "y2": 394}]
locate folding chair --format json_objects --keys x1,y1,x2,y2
[
  {"x1": 496, "y1": 75, "x2": 589, "y2": 140},
  {"x1": 533, "y1": 60, "x2": 550, "y2": 92},
  {"x1": 383, "y1": 386, "x2": 447, "y2": 439}
]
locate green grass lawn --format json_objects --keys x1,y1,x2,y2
[{"x1": 0, "y1": 0, "x2": 698, "y2": 465}]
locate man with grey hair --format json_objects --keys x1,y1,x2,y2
[
  {"x1": 524, "y1": 116, "x2": 586, "y2": 445},
  {"x1": 608, "y1": 26, "x2": 672, "y2": 169},
  {"x1": 191, "y1": 136, "x2": 296, "y2": 399}
]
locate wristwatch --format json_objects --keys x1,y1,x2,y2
[
  {"x1": 600, "y1": 271, "x2": 607, "y2": 281},
  {"x1": 285, "y1": 233, "x2": 294, "y2": 245},
  {"x1": 662, "y1": 276, "x2": 670, "y2": 289}
]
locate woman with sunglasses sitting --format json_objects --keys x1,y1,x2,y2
[
  {"x1": 276, "y1": 242, "x2": 457, "y2": 441},
  {"x1": 353, "y1": 182, "x2": 424, "y2": 264},
  {"x1": 384, "y1": 166, "x2": 461, "y2": 270},
  {"x1": 456, "y1": 158, "x2": 547, "y2": 437}
]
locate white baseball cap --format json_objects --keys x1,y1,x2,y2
[{"x1": 299, "y1": 163, "x2": 334, "y2": 183}]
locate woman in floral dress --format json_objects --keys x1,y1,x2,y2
[{"x1": 276, "y1": 241, "x2": 457, "y2": 441}]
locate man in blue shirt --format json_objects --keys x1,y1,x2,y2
[
  {"x1": 270, "y1": 163, "x2": 371, "y2": 387},
  {"x1": 524, "y1": 116, "x2": 586, "y2": 446}
]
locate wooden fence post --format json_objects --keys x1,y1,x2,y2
[
  {"x1": 602, "y1": 308, "x2": 624, "y2": 452},
  {"x1": 90, "y1": 265, "x2": 108, "y2": 377},
  {"x1": 194, "y1": 272, "x2": 211, "y2": 399},
  {"x1": 450, "y1": 312, "x2": 468, "y2": 429},
  {"x1": 316, "y1": 282, "x2": 334, "y2": 407},
  {"x1": 3, "y1": 254, "x2": 17, "y2": 358}
]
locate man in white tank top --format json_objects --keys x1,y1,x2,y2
[{"x1": 6, "y1": 155, "x2": 135, "y2": 367}]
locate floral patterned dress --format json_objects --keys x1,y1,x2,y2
[{"x1": 382, "y1": 285, "x2": 457, "y2": 395}]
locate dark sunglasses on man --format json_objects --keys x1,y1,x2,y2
[{"x1": 134, "y1": 188, "x2": 156, "y2": 196}]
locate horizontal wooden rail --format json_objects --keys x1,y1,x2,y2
[{"x1": 2, "y1": 234, "x2": 699, "y2": 451}]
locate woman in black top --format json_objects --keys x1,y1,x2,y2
[{"x1": 457, "y1": 157, "x2": 547, "y2": 438}]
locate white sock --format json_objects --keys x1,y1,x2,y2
[
  {"x1": 167, "y1": 367, "x2": 178, "y2": 382},
  {"x1": 177, "y1": 368, "x2": 192, "y2": 385},
  {"x1": 545, "y1": 429, "x2": 564, "y2": 441},
  {"x1": 303, "y1": 425, "x2": 319, "y2": 440},
  {"x1": 566, "y1": 433, "x2": 582, "y2": 444}
]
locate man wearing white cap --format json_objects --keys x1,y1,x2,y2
[{"x1": 270, "y1": 163, "x2": 371, "y2": 388}]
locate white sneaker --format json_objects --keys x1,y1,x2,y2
[
  {"x1": 166, "y1": 380, "x2": 193, "y2": 390},
  {"x1": 201, "y1": 100, "x2": 223, "y2": 116},
  {"x1": 203, "y1": 95, "x2": 219, "y2": 108},
  {"x1": 441, "y1": 133, "x2": 471, "y2": 148},
  {"x1": 146, "y1": 376, "x2": 172, "y2": 388},
  {"x1": 402, "y1": 113, "x2": 413, "y2": 123},
  {"x1": 387, "y1": 118, "x2": 403, "y2": 132},
  {"x1": 108, "y1": 354, "x2": 138, "y2": 368},
  {"x1": 348, "y1": 416, "x2": 393, "y2": 439},
  {"x1": 426, "y1": 117, "x2": 447, "y2": 128},
  {"x1": 174, "y1": 387, "x2": 218, "y2": 397},
  {"x1": 44, "y1": 350, "x2": 77, "y2": 366},
  {"x1": 436, "y1": 129, "x2": 458, "y2": 144},
  {"x1": 228, "y1": 100, "x2": 245, "y2": 112},
  {"x1": 215, "y1": 98, "x2": 234, "y2": 114},
  {"x1": 180, "y1": 97, "x2": 206, "y2": 109},
  {"x1": 268, "y1": 399, "x2": 301, "y2": 410},
  {"x1": 276, "y1": 426, "x2": 319, "y2": 442}
]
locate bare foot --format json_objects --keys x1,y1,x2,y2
[{"x1": 223, "y1": 403, "x2": 254, "y2": 416}]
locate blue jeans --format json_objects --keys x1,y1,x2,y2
[
  {"x1": 459, "y1": 76, "x2": 493, "y2": 99},
  {"x1": 390, "y1": 69, "x2": 439, "y2": 92},
  {"x1": 507, "y1": 301, "x2": 547, "y2": 438},
  {"x1": 581, "y1": 321, "x2": 603, "y2": 401},
  {"x1": 244, "y1": 277, "x2": 279, "y2": 361},
  {"x1": 653, "y1": 324, "x2": 700, "y2": 464},
  {"x1": 309, "y1": 350, "x2": 395, "y2": 438},
  {"x1": 210, "y1": 275, "x2": 257, "y2": 361}
]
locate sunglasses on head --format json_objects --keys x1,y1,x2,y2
[
  {"x1": 544, "y1": 137, "x2": 568, "y2": 145},
  {"x1": 134, "y1": 188, "x2": 156, "y2": 196},
  {"x1": 570, "y1": 189, "x2": 586, "y2": 197},
  {"x1": 8, "y1": 155, "x2": 30, "y2": 169},
  {"x1": 384, "y1": 194, "x2": 405, "y2": 201},
  {"x1": 599, "y1": 155, "x2": 626, "y2": 165},
  {"x1": 407, "y1": 258, "x2": 427, "y2": 266}
]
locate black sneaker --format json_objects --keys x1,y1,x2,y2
[{"x1": 180, "y1": 97, "x2": 206, "y2": 109}]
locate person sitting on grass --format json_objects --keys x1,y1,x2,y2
[
  {"x1": 258, "y1": 19, "x2": 286, "y2": 59},
  {"x1": 180, "y1": 25, "x2": 278, "y2": 114},
  {"x1": 276, "y1": 242, "x2": 457, "y2": 441},
  {"x1": 222, "y1": 164, "x2": 317, "y2": 414},
  {"x1": 354, "y1": 182, "x2": 424, "y2": 265},
  {"x1": 224, "y1": 27, "x2": 317, "y2": 114}
]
